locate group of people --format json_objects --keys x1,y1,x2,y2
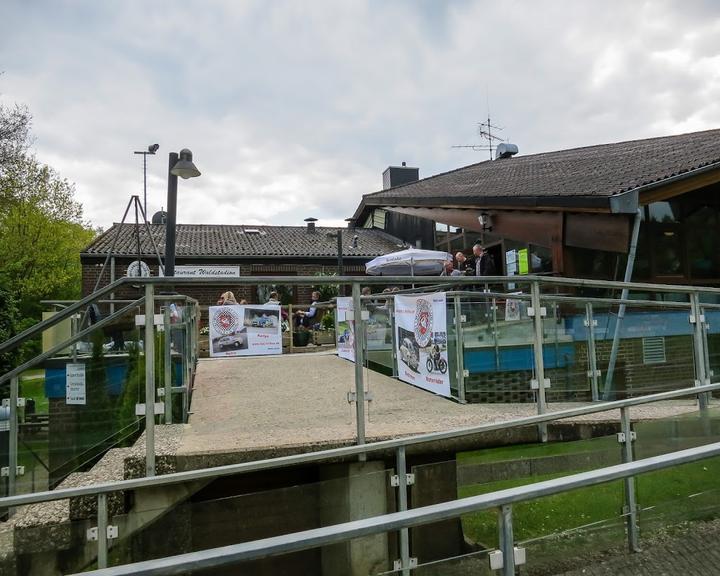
[
  {"x1": 216, "y1": 289, "x2": 318, "y2": 328},
  {"x1": 442, "y1": 243, "x2": 497, "y2": 277}
]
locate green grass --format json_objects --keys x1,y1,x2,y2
[
  {"x1": 458, "y1": 440, "x2": 720, "y2": 548},
  {"x1": 19, "y1": 370, "x2": 48, "y2": 413}
]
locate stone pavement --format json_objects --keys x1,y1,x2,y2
[
  {"x1": 558, "y1": 519, "x2": 720, "y2": 576},
  {"x1": 176, "y1": 352, "x2": 709, "y2": 463}
]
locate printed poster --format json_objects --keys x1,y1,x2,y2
[
  {"x1": 394, "y1": 293, "x2": 451, "y2": 397},
  {"x1": 66, "y1": 363, "x2": 86, "y2": 405},
  {"x1": 209, "y1": 304, "x2": 282, "y2": 357},
  {"x1": 335, "y1": 297, "x2": 355, "y2": 362}
]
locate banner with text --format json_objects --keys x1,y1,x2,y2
[
  {"x1": 209, "y1": 304, "x2": 282, "y2": 357},
  {"x1": 335, "y1": 297, "x2": 355, "y2": 362},
  {"x1": 394, "y1": 293, "x2": 451, "y2": 397},
  {"x1": 162, "y1": 265, "x2": 240, "y2": 278}
]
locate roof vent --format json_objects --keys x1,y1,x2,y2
[
  {"x1": 495, "y1": 143, "x2": 519, "y2": 159},
  {"x1": 243, "y1": 228, "x2": 260, "y2": 234},
  {"x1": 151, "y1": 210, "x2": 167, "y2": 224},
  {"x1": 304, "y1": 217, "x2": 318, "y2": 233}
]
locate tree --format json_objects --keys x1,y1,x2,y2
[{"x1": 0, "y1": 102, "x2": 31, "y2": 172}]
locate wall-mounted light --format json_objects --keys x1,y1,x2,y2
[{"x1": 478, "y1": 212, "x2": 493, "y2": 232}]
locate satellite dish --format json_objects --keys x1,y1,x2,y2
[{"x1": 126, "y1": 260, "x2": 151, "y2": 278}]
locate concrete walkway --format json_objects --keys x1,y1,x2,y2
[{"x1": 177, "y1": 352, "x2": 707, "y2": 462}]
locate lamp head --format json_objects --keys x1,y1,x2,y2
[
  {"x1": 148, "y1": 143, "x2": 159, "y2": 154},
  {"x1": 170, "y1": 148, "x2": 201, "y2": 179}
]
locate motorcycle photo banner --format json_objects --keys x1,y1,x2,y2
[
  {"x1": 335, "y1": 296, "x2": 355, "y2": 362},
  {"x1": 393, "y1": 292, "x2": 451, "y2": 397},
  {"x1": 209, "y1": 304, "x2": 282, "y2": 358}
]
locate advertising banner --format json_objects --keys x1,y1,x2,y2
[
  {"x1": 209, "y1": 304, "x2": 282, "y2": 357},
  {"x1": 335, "y1": 297, "x2": 355, "y2": 362},
  {"x1": 394, "y1": 293, "x2": 451, "y2": 397}
]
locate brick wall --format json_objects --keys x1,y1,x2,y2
[{"x1": 465, "y1": 336, "x2": 697, "y2": 404}]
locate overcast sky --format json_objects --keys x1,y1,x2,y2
[{"x1": 2, "y1": 0, "x2": 719, "y2": 230}]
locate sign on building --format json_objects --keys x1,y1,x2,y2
[{"x1": 168, "y1": 265, "x2": 240, "y2": 278}]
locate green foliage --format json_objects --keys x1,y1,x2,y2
[
  {"x1": 313, "y1": 272, "x2": 339, "y2": 302},
  {"x1": 0, "y1": 279, "x2": 18, "y2": 377},
  {"x1": 321, "y1": 310, "x2": 335, "y2": 330},
  {"x1": 0, "y1": 101, "x2": 97, "y2": 365}
]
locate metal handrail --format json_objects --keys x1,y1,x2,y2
[
  {"x1": 2, "y1": 380, "x2": 717, "y2": 509},
  {"x1": 75, "y1": 441, "x2": 720, "y2": 576}
]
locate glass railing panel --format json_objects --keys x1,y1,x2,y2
[
  {"x1": 19, "y1": 313, "x2": 146, "y2": 494},
  {"x1": 633, "y1": 406, "x2": 720, "y2": 460},
  {"x1": 375, "y1": 543, "x2": 491, "y2": 575},
  {"x1": 108, "y1": 466, "x2": 393, "y2": 570},
  {"x1": 590, "y1": 302, "x2": 696, "y2": 400},
  {"x1": 461, "y1": 292, "x2": 536, "y2": 404},
  {"x1": 519, "y1": 510, "x2": 627, "y2": 575},
  {"x1": 540, "y1": 299, "x2": 593, "y2": 404}
]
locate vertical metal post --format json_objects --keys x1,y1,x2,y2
[
  {"x1": 492, "y1": 297, "x2": 500, "y2": 371},
  {"x1": 396, "y1": 446, "x2": 411, "y2": 576},
  {"x1": 163, "y1": 306, "x2": 172, "y2": 424},
  {"x1": 71, "y1": 314, "x2": 78, "y2": 363},
  {"x1": 352, "y1": 283, "x2": 367, "y2": 452},
  {"x1": 144, "y1": 284, "x2": 156, "y2": 477},
  {"x1": 110, "y1": 256, "x2": 116, "y2": 315},
  {"x1": 530, "y1": 281, "x2": 548, "y2": 442},
  {"x1": 389, "y1": 298, "x2": 398, "y2": 378},
  {"x1": 620, "y1": 406, "x2": 639, "y2": 552},
  {"x1": 690, "y1": 293, "x2": 710, "y2": 410},
  {"x1": 498, "y1": 504, "x2": 516, "y2": 576},
  {"x1": 8, "y1": 377, "x2": 18, "y2": 498},
  {"x1": 165, "y1": 152, "x2": 179, "y2": 278},
  {"x1": 585, "y1": 302, "x2": 600, "y2": 402},
  {"x1": 453, "y1": 295, "x2": 466, "y2": 404},
  {"x1": 97, "y1": 493, "x2": 109, "y2": 568},
  {"x1": 288, "y1": 304, "x2": 294, "y2": 354}
]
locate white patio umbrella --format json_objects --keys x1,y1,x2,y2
[{"x1": 365, "y1": 247, "x2": 453, "y2": 276}]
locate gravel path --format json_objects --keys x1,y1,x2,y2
[{"x1": 178, "y1": 353, "x2": 710, "y2": 458}]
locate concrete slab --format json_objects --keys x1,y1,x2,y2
[{"x1": 177, "y1": 353, "x2": 711, "y2": 462}]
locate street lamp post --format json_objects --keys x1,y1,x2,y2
[
  {"x1": 133, "y1": 144, "x2": 159, "y2": 220},
  {"x1": 165, "y1": 148, "x2": 201, "y2": 277}
]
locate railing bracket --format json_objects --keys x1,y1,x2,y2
[
  {"x1": 393, "y1": 558, "x2": 418, "y2": 570},
  {"x1": 617, "y1": 431, "x2": 637, "y2": 444},
  {"x1": 390, "y1": 473, "x2": 415, "y2": 487},
  {"x1": 489, "y1": 550, "x2": 504, "y2": 570},
  {"x1": 1, "y1": 466, "x2": 24, "y2": 477},
  {"x1": 87, "y1": 525, "x2": 118, "y2": 542}
]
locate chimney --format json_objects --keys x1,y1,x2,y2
[
  {"x1": 345, "y1": 217, "x2": 356, "y2": 230},
  {"x1": 382, "y1": 162, "x2": 419, "y2": 190},
  {"x1": 304, "y1": 217, "x2": 318, "y2": 233}
]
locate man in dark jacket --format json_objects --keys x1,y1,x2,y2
[{"x1": 472, "y1": 244, "x2": 496, "y2": 276}]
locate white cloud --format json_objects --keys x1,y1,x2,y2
[{"x1": 2, "y1": 0, "x2": 720, "y2": 230}]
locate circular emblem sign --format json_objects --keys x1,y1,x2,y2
[
  {"x1": 213, "y1": 308, "x2": 240, "y2": 335},
  {"x1": 414, "y1": 298, "x2": 433, "y2": 347},
  {"x1": 126, "y1": 260, "x2": 151, "y2": 278}
]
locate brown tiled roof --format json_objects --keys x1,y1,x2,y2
[
  {"x1": 356, "y1": 128, "x2": 720, "y2": 214},
  {"x1": 81, "y1": 224, "x2": 405, "y2": 259}
]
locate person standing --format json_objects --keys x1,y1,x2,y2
[
  {"x1": 472, "y1": 244, "x2": 496, "y2": 276},
  {"x1": 455, "y1": 252, "x2": 472, "y2": 275}
]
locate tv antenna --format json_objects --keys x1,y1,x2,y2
[{"x1": 452, "y1": 113, "x2": 504, "y2": 160}]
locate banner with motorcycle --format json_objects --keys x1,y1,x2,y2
[
  {"x1": 209, "y1": 304, "x2": 282, "y2": 358},
  {"x1": 335, "y1": 297, "x2": 355, "y2": 362},
  {"x1": 393, "y1": 293, "x2": 451, "y2": 397}
]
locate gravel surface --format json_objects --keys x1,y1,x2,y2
[{"x1": 178, "y1": 354, "x2": 710, "y2": 458}]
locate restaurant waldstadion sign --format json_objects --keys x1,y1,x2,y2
[{"x1": 161, "y1": 265, "x2": 240, "y2": 278}]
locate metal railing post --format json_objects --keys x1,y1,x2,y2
[
  {"x1": 585, "y1": 302, "x2": 600, "y2": 402},
  {"x1": 144, "y1": 284, "x2": 156, "y2": 477},
  {"x1": 288, "y1": 304, "x2": 294, "y2": 354},
  {"x1": 690, "y1": 293, "x2": 710, "y2": 410},
  {"x1": 620, "y1": 406, "x2": 639, "y2": 552},
  {"x1": 453, "y1": 295, "x2": 466, "y2": 404},
  {"x1": 351, "y1": 283, "x2": 367, "y2": 452},
  {"x1": 530, "y1": 281, "x2": 548, "y2": 442},
  {"x1": 97, "y1": 493, "x2": 109, "y2": 568},
  {"x1": 163, "y1": 306, "x2": 172, "y2": 424},
  {"x1": 396, "y1": 446, "x2": 411, "y2": 576},
  {"x1": 8, "y1": 376, "x2": 18, "y2": 498},
  {"x1": 389, "y1": 298, "x2": 398, "y2": 378},
  {"x1": 498, "y1": 504, "x2": 516, "y2": 576}
]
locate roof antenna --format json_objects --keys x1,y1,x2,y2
[{"x1": 452, "y1": 92, "x2": 504, "y2": 160}]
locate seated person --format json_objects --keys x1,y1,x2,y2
[
  {"x1": 295, "y1": 290, "x2": 321, "y2": 328},
  {"x1": 266, "y1": 291, "x2": 288, "y2": 320}
]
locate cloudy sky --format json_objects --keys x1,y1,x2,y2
[{"x1": 2, "y1": 0, "x2": 720, "y2": 230}]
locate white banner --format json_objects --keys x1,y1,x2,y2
[
  {"x1": 163, "y1": 265, "x2": 240, "y2": 278},
  {"x1": 66, "y1": 363, "x2": 86, "y2": 405},
  {"x1": 209, "y1": 304, "x2": 282, "y2": 357},
  {"x1": 335, "y1": 297, "x2": 355, "y2": 362},
  {"x1": 394, "y1": 293, "x2": 451, "y2": 397}
]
